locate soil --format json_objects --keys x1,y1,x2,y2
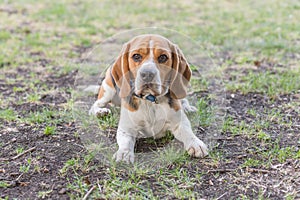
[{"x1": 1, "y1": 56, "x2": 299, "y2": 199}]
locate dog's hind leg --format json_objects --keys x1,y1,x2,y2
[{"x1": 181, "y1": 98, "x2": 197, "y2": 113}]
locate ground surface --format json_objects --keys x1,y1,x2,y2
[{"x1": 0, "y1": 0, "x2": 300, "y2": 199}]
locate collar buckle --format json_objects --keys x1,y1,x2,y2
[{"x1": 134, "y1": 93, "x2": 158, "y2": 104}]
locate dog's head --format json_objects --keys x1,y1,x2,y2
[{"x1": 111, "y1": 34, "x2": 191, "y2": 99}]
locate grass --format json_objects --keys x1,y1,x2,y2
[
  {"x1": 0, "y1": 109, "x2": 17, "y2": 121},
  {"x1": 226, "y1": 69, "x2": 300, "y2": 98},
  {"x1": 1, "y1": 0, "x2": 300, "y2": 199}
]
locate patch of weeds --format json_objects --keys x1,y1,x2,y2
[
  {"x1": 208, "y1": 148, "x2": 223, "y2": 165},
  {"x1": 19, "y1": 158, "x2": 32, "y2": 173},
  {"x1": 82, "y1": 152, "x2": 96, "y2": 173},
  {"x1": 226, "y1": 69, "x2": 300, "y2": 97},
  {"x1": 247, "y1": 108, "x2": 257, "y2": 117},
  {"x1": 22, "y1": 108, "x2": 56, "y2": 124},
  {"x1": 60, "y1": 157, "x2": 80, "y2": 176},
  {"x1": 0, "y1": 181, "x2": 10, "y2": 188},
  {"x1": 152, "y1": 146, "x2": 187, "y2": 166},
  {"x1": 189, "y1": 64, "x2": 198, "y2": 71},
  {"x1": 256, "y1": 130, "x2": 271, "y2": 142},
  {"x1": 222, "y1": 116, "x2": 234, "y2": 133},
  {"x1": 66, "y1": 176, "x2": 90, "y2": 199},
  {"x1": 98, "y1": 176, "x2": 156, "y2": 199},
  {"x1": 15, "y1": 146, "x2": 25, "y2": 154},
  {"x1": 277, "y1": 147, "x2": 300, "y2": 163},
  {"x1": 222, "y1": 117, "x2": 249, "y2": 136},
  {"x1": 195, "y1": 97, "x2": 213, "y2": 127},
  {"x1": 262, "y1": 140, "x2": 300, "y2": 163},
  {"x1": 26, "y1": 93, "x2": 41, "y2": 102},
  {"x1": 0, "y1": 108, "x2": 17, "y2": 121},
  {"x1": 37, "y1": 190, "x2": 53, "y2": 199},
  {"x1": 75, "y1": 38, "x2": 92, "y2": 47},
  {"x1": 285, "y1": 193, "x2": 297, "y2": 200},
  {"x1": 97, "y1": 112, "x2": 118, "y2": 130},
  {"x1": 0, "y1": 30, "x2": 11, "y2": 41},
  {"x1": 190, "y1": 77, "x2": 209, "y2": 93},
  {"x1": 13, "y1": 86, "x2": 26, "y2": 93},
  {"x1": 253, "y1": 119, "x2": 270, "y2": 130},
  {"x1": 44, "y1": 126, "x2": 56, "y2": 136},
  {"x1": 24, "y1": 32, "x2": 50, "y2": 48},
  {"x1": 241, "y1": 158, "x2": 263, "y2": 168},
  {"x1": 60, "y1": 152, "x2": 95, "y2": 176}
]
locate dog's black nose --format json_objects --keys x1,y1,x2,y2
[{"x1": 140, "y1": 69, "x2": 156, "y2": 82}]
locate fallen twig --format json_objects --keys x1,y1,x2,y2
[
  {"x1": 97, "y1": 179, "x2": 102, "y2": 193},
  {"x1": 0, "y1": 146, "x2": 36, "y2": 161},
  {"x1": 208, "y1": 167, "x2": 273, "y2": 174},
  {"x1": 82, "y1": 185, "x2": 96, "y2": 200},
  {"x1": 208, "y1": 168, "x2": 236, "y2": 173},
  {"x1": 246, "y1": 168, "x2": 272, "y2": 174},
  {"x1": 216, "y1": 192, "x2": 228, "y2": 200}
]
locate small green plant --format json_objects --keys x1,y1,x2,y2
[
  {"x1": 60, "y1": 157, "x2": 80, "y2": 175},
  {"x1": 23, "y1": 109, "x2": 56, "y2": 124},
  {"x1": 20, "y1": 158, "x2": 32, "y2": 173},
  {"x1": 257, "y1": 130, "x2": 271, "y2": 142},
  {"x1": 13, "y1": 86, "x2": 26, "y2": 93},
  {"x1": 0, "y1": 109, "x2": 17, "y2": 121},
  {"x1": 97, "y1": 112, "x2": 118, "y2": 130},
  {"x1": 241, "y1": 158, "x2": 262, "y2": 168},
  {"x1": 44, "y1": 126, "x2": 56, "y2": 136},
  {"x1": 0, "y1": 181, "x2": 10, "y2": 188},
  {"x1": 196, "y1": 98, "x2": 213, "y2": 127},
  {"x1": 66, "y1": 176, "x2": 90, "y2": 199},
  {"x1": 247, "y1": 108, "x2": 257, "y2": 117},
  {"x1": 26, "y1": 93, "x2": 40, "y2": 102},
  {"x1": 38, "y1": 190, "x2": 53, "y2": 199}
]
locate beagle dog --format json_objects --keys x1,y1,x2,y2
[{"x1": 89, "y1": 34, "x2": 208, "y2": 163}]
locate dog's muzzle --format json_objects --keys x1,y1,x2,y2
[{"x1": 135, "y1": 61, "x2": 161, "y2": 96}]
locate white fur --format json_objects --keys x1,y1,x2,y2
[
  {"x1": 89, "y1": 80, "x2": 116, "y2": 116},
  {"x1": 114, "y1": 97, "x2": 208, "y2": 163}
]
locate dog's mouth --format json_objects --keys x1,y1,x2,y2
[
  {"x1": 135, "y1": 83, "x2": 170, "y2": 99},
  {"x1": 135, "y1": 83, "x2": 161, "y2": 96}
]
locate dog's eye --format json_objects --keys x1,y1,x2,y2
[
  {"x1": 158, "y1": 54, "x2": 168, "y2": 63},
  {"x1": 132, "y1": 54, "x2": 142, "y2": 62}
]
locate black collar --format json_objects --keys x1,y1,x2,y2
[{"x1": 133, "y1": 93, "x2": 158, "y2": 104}]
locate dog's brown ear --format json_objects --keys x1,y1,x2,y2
[
  {"x1": 111, "y1": 42, "x2": 131, "y2": 98},
  {"x1": 169, "y1": 43, "x2": 192, "y2": 99}
]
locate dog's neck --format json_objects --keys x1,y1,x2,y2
[{"x1": 133, "y1": 93, "x2": 158, "y2": 104}]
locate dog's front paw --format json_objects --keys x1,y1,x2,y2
[
  {"x1": 181, "y1": 99, "x2": 197, "y2": 113},
  {"x1": 183, "y1": 105, "x2": 197, "y2": 113},
  {"x1": 113, "y1": 149, "x2": 134, "y2": 164},
  {"x1": 89, "y1": 106, "x2": 111, "y2": 118},
  {"x1": 186, "y1": 138, "x2": 208, "y2": 158}
]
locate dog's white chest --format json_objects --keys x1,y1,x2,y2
[
  {"x1": 138, "y1": 102, "x2": 170, "y2": 137},
  {"x1": 121, "y1": 101, "x2": 174, "y2": 138}
]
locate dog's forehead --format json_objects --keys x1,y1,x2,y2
[{"x1": 129, "y1": 35, "x2": 171, "y2": 52}]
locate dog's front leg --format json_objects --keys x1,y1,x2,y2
[
  {"x1": 89, "y1": 74, "x2": 116, "y2": 117},
  {"x1": 113, "y1": 128, "x2": 136, "y2": 164},
  {"x1": 172, "y1": 111, "x2": 208, "y2": 158}
]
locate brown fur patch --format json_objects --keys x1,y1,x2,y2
[
  {"x1": 97, "y1": 86, "x2": 105, "y2": 99},
  {"x1": 97, "y1": 69, "x2": 116, "y2": 99},
  {"x1": 167, "y1": 93, "x2": 181, "y2": 111},
  {"x1": 122, "y1": 96, "x2": 139, "y2": 112},
  {"x1": 104, "y1": 68, "x2": 115, "y2": 88}
]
